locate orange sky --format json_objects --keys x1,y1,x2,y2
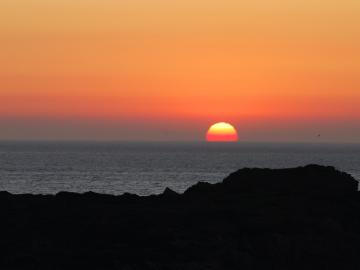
[{"x1": 1, "y1": 0, "x2": 359, "y2": 141}]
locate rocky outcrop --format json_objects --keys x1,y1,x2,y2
[
  {"x1": 185, "y1": 164, "x2": 358, "y2": 196},
  {"x1": 0, "y1": 165, "x2": 359, "y2": 270}
]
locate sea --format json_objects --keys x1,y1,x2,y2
[{"x1": 0, "y1": 141, "x2": 359, "y2": 195}]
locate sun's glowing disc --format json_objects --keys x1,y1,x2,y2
[{"x1": 206, "y1": 122, "x2": 238, "y2": 142}]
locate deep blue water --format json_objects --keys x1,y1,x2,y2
[{"x1": 0, "y1": 141, "x2": 359, "y2": 195}]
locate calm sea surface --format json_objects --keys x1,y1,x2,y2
[{"x1": 0, "y1": 141, "x2": 359, "y2": 195}]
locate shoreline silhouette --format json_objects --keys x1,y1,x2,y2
[{"x1": 0, "y1": 164, "x2": 359, "y2": 269}]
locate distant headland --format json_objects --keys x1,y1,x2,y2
[{"x1": 0, "y1": 165, "x2": 359, "y2": 269}]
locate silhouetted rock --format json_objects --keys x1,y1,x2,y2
[
  {"x1": 161, "y1": 187, "x2": 180, "y2": 198},
  {"x1": 0, "y1": 165, "x2": 359, "y2": 270},
  {"x1": 223, "y1": 164, "x2": 357, "y2": 193}
]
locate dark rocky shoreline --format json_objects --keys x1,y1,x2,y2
[{"x1": 1, "y1": 164, "x2": 360, "y2": 269}]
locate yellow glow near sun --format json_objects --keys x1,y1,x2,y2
[{"x1": 206, "y1": 122, "x2": 238, "y2": 142}]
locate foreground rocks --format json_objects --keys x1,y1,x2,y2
[{"x1": 0, "y1": 164, "x2": 360, "y2": 269}]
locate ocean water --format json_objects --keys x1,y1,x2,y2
[{"x1": 0, "y1": 141, "x2": 359, "y2": 195}]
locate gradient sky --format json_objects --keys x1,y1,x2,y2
[{"x1": 1, "y1": 0, "x2": 359, "y2": 142}]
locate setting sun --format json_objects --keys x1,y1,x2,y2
[{"x1": 206, "y1": 122, "x2": 238, "y2": 142}]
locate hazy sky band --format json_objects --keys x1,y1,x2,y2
[{"x1": 1, "y1": 0, "x2": 359, "y2": 141}]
